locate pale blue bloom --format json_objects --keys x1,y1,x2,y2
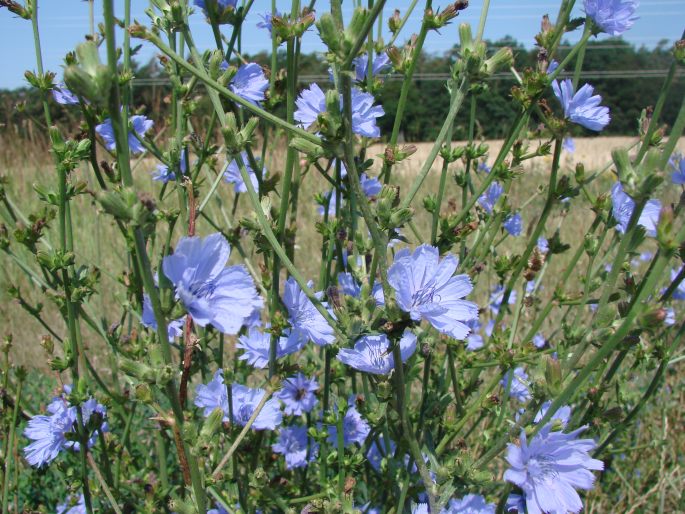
[
  {"x1": 57, "y1": 494, "x2": 86, "y2": 514},
  {"x1": 610, "y1": 182, "x2": 661, "y2": 237},
  {"x1": 534, "y1": 401, "x2": 572, "y2": 427},
  {"x1": 24, "y1": 388, "x2": 107, "y2": 467},
  {"x1": 669, "y1": 153, "x2": 685, "y2": 184},
  {"x1": 294, "y1": 84, "x2": 384, "y2": 137},
  {"x1": 501, "y1": 367, "x2": 531, "y2": 402},
  {"x1": 352, "y1": 53, "x2": 391, "y2": 82},
  {"x1": 230, "y1": 63, "x2": 268, "y2": 106},
  {"x1": 272, "y1": 425, "x2": 318, "y2": 469},
  {"x1": 443, "y1": 494, "x2": 496, "y2": 513},
  {"x1": 194, "y1": 370, "x2": 282, "y2": 430},
  {"x1": 537, "y1": 237, "x2": 549, "y2": 253},
  {"x1": 96, "y1": 114, "x2": 154, "y2": 154},
  {"x1": 318, "y1": 190, "x2": 341, "y2": 217},
  {"x1": 294, "y1": 83, "x2": 327, "y2": 129},
  {"x1": 552, "y1": 79, "x2": 610, "y2": 131},
  {"x1": 223, "y1": 151, "x2": 262, "y2": 193},
  {"x1": 504, "y1": 424, "x2": 604, "y2": 514},
  {"x1": 465, "y1": 318, "x2": 484, "y2": 351},
  {"x1": 563, "y1": 137, "x2": 576, "y2": 153},
  {"x1": 152, "y1": 164, "x2": 176, "y2": 183},
  {"x1": 490, "y1": 285, "x2": 517, "y2": 315},
  {"x1": 366, "y1": 435, "x2": 396, "y2": 471},
  {"x1": 141, "y1": 294, "x2": 185, "y2": 341},
  {"x1": 236, "y1": 327, "x2": 306, "y2": 369},
  {"x1": 52, "y1": 83, "x2": 79, "y2": 105},
  {"x1": 152, "y1": 148, "x2": 187, "y2": 183},
  {"x1": 338, "y1": 272, "x2": 361, "y2": 297},
  {"x1": 664, "y1": 307, "x2": 675, "y2": 326},
  {"x1": 504, "y1": 213, "x2": 522, "y2": 236},
  {"x1": 546, "y1": 60, "x2": 559, "y2": 75},
  {"x1": 194, "y1": 0, "x2": 237, "y2": 14},
  {"x1": 337, "y1": 330, "x2": 417, "y2": 375},
  {"x1": 283, "y1": 277, "x2": 336, "y2": 346},
  {"x1": 388, "y1": 245, "x2": 479, "y2": 340},
  {"x1": 584, "y1": 0, "x2": 638, "y2": 35},
  {"x1": 412, "y1": 504, "x2": 429, "y2": 514},
  {"x1": 477, "y1": 161, "x2": 491, "y2": 173},
  {"x1": 327, "y1": 404, "x2": 370, "y2": 447},
  {"x1": 670, "y1": 268, "x2": 685, "y2": 300},
  {"x1": 361, "y1": 173, "x2": 382, "y2": 196},
  {"x1": 163, "y1": 234, "x2": 263, "y2": 334},
  {"x1": 533, "y1": 333, "x2": 547, "y2": 349},
  {"x1": 506, "y1": 494, "x2": 526, "y2": 513},
  {"x1": 276, "y1": 373, "x2": 319, "y2": 416},
  {"x1": 478, "y1": 182, "x2": 504, "y2": 214},
  {"x1": 257, "y1": 10, "x2": 280, "y2": 33},
  {"x1": 350, "y1": 88, "x2": 385, "y2": 137}
]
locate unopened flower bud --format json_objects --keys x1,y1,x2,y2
[{"x1": 388, "y1": 9, "x2": 402, "y2": 34}]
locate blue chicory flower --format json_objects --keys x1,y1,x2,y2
[
  {"x1": 670, "y1": 268, "x2": 685, "y2": 300},
  {"x1": 552, "y1": 79, "x2": 610, "y2": 131},
  {"x1": 442, "y1": 494, "x2": 496, "y2": 513},
  {"x1": 610, "y1": 182, "x2": 661, "y2": 237},
  {"x1": 283, "y1": 277, "x2": 336, "y2": 346},
  {"x1": 669, "y1": 153, "x2": 685, "y2": 184},
  {"x1": 152, "y1": 148, "x2": 188, "y2": 183},
  {"x1": 236, "y1": 327, "x2": 306, "y2": 369},
  {"x1": 337, "y1": 330, "x2": 417, "y2": 375},
  {"x1": 57, "y1": 494, "x2": 86, "y2": 514},
  {"x1": 318, "y1": 190, "x2": 341, "y2": 217},
  {"x1": 388, "y1": 245, "x2": 479, "y2": 340},
  {"x1": 96, "y1": 114, "x2": 154, "y2": 154},
  {"x1": 152, "y1": 164, "x2": 176, "y2": 183},
  {"x1": 52, "y1": 83, "x2": 79, "y2": 105},
  {"x1": 532, "y1": 333, "x2": 547, "y2": 349},
  {"x1": 584, "y1": 0, "x2": 638, "y2": 36},
  {"x1": 534, "y1": 401, "x2": 572, "y2": 427},
  {"x1": 327, "y1": 404, "x2": 370, "y2": 447},
  {"x1": 24, "y1": 388, "x2": 107, "y2": 467},
  {"x1": 537, "y1": 237, "x2": 549, "y2": 254},
  {"x1": 352, "y1": 52, "x2": 392, "y2": 82},
  {"x1": 141, "y1": 294, "x2": 186, "y2": 341},
  {"x1": 223, "y1": 151, "x2": 262, "y2": 193},
  {"x1": 162, "y1": 233, "x2": 263, "y2": 334},
  {"x1": 276, "y1": 373, "x2": 319, "y2": 416},
  {"x1": 504, "y1": 213, "x2": 522, "y2": 236},
  {"x1": 366, "y1": 435, "x2": 396, "y2": 472},
  {"x1": 194, "y1": 0, "x2": 237, "y2": 15},
  {"x1": 194, "y1": 369, "x2": 282, "y2": 430},
  {"x1": 465, "y1": 318, "x2": 484, "y2": 351},
  {"x1": 501, "y1": 367, "x2": 531, "y2": 402},
  {"x1": 504, "y1": 423, "x2": 604, "y2": 514},
  {"x1": 294, "y1": 83, "x2": 384, "y2": 138},
  {"x1": 361, "y1": 172, "x2": 383, "y2": 196},
  {"x1": 272, "y1": 425, "x2": 318, "y2": 469},
  {"x1": 257, "y1": 10, "x2": 281, "y2": 33},
  {"x1": 478, "y1": 182, "x2": 504, "y2": 214},
  {"x1": 490, "y1": 285, "x2": 517, "y2": 315},
  {"x1": 230, "y1": 63, "x2": 269, "y2": 106},
  {"x1": 562, "y1": 136, "x2": 576, "y2": 153},
  {"x1": 506, "y1": 494, "x2": 527, "y2": 513},
  {"x1": 338, "y1": 272, "x2": 362, "y2": 298},
  {"x1": 477, "y1": 161, "x2": 491, "y2": 173}
]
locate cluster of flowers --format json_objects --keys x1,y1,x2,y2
[{"x1": 34, "y1": 0, "x2": 677, "y2": 511}]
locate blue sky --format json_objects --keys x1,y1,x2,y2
[{"x1": 0, "y1": 0, "x2": 682, "y2": 89}]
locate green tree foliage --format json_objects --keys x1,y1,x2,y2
[{"x1": 0, "y1": 37, "x2": 681, "y2": 145}]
